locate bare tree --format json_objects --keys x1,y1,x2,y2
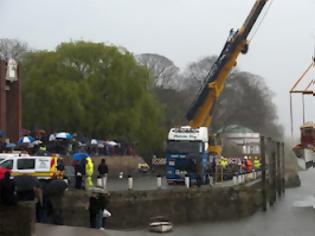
[
  {"x1": 182, "y1": 56, "x2": 216, "y2": 89},
  {"x1": 0, "y1": 38, "x2": 28, "y2": 61},
  {"x1": 182, "y1": 56, "x2": 283, "y2": 138},
  {"x1": 135, "y1": 53, "x2": 181, "y2": 90}
]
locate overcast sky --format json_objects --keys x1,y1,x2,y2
[{"x1": 1, "y1": 0, "x2": 315, "y2": 137}]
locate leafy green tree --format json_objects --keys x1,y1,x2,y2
[{"x1": 21, "y1": 41, "x2": 165, "y2": 159}]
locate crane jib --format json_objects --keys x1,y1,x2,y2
[{"x1": 186, "y1": 0, "x2": 268, "y2": 124}]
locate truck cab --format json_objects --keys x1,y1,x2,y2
[{"x1": 166, "y1": 127, "x2": 210, "y2": 184}]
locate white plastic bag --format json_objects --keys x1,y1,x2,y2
[{"x1": 103, "y1": 209, "x2": 111, "y2": 218}]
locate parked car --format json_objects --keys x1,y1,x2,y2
[
  {"x1": 138, "y1": 163, "x2": 150, "y2": 173},
  {"x1": 0, "y1": 155, "x2": 60, "y2": 180}
]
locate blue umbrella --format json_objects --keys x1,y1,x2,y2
[
  {"x1": 72, "y1": 152, "x2": 89, "y2": 161},
  {"x1": 18, "y1": 136, "x2": 34, "y2": 145}
]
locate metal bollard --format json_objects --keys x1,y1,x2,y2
[
  {"x1": 157, "y1": 175, "x2": 162, "y2": 189},
  {"x1": 128, "y1": 175, "x2": 133, "y2": 190},
  {"x1": 119, "y1": 172, "x2": 124, "y2": 179},
  {"x1": 185, "y1": 175, "x2": 190, "y2": 189},
  {"x1": 209, "y1": 176, "x2": 214, "y2": 186},
  {"x1": 242, "y1": 174, "x2": 245, "y2": 183},
  {"x1": 233, "y1": 175, "x2": 237, "y2": 185},
  {"x1": 253, "y1": 170, "x2": 257, "y2": 179},
  {"x1": 238, "y1": 174, "x2": 242, "y2": 184}
]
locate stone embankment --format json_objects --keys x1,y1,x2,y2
[{"x1": 61, "y1": 183, "x2": 263, "y2": 229}]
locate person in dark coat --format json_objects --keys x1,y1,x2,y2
[
  {"x1": 0, "y1": 172, "x2": 17, "y2": 206},
  {"x1": 46, "y1": 179, "x2": 67, "y2": 225},
  {"x1": 73, "y1": 161, "x2": 83, "y2": 189},
  {"x1": 98, "y1": 193, "x2": 109, "y2": 229},
  {"x1": 97, "y1": 159, "x2": 108, "y2": 176},
  {"x1": 89, "y1": 192, "x2": 101, "y2": 228}
]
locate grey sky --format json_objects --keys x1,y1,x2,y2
[{"x1": 1, "y1": 0, "x2": 315, "y2": 137}]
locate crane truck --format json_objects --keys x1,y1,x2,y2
[{"x1": 166, "y1": 0, "x2": 269, "y2": 184}]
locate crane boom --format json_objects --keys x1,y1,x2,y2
[{"x1": 186, "y1": 0, "x2": 269, "y2": 128}]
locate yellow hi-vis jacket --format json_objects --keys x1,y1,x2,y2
[
  {"x1": 220, "y1": 159, "x2": 228, "y2": 169},
  {"x1": 254, "y1": 159, "x2": 261, "y2": 169},
  {"x1": 85, "y1": 157, "x2": 94, "y2": 177}
]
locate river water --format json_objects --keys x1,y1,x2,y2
[{"x1": 110, "y1": 169, "x2": 315, "y2": 236}]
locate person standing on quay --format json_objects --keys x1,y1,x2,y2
[
  {"x1": 85, "y1": 157, "x2": 94, "y2": 189},
  {"x1": 98, "y1": 159, "x2": 108, "y2": 189}
]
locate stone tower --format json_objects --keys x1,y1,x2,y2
[{"x1": 0, "y1": 59, "x2": 21, "y2": 143}]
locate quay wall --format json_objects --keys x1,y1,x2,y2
[{"x1": 62, "y1": 183, "x2": 264, "y2": 229}]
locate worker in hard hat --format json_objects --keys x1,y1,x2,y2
[
  {"x1": 220, "y1": 157, "x2": 228, "y2": 170},
  {"x1": 247, "y1": 156, "x2": 253, "y2": 173},
  {"x1": 85, "y1": 157, "x2": 94, "y2": 189},
  {"x1": 253, "y1": 156, "x2": 261, "y2": 170}
]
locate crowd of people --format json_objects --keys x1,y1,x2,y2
[
  {"x1": 0, "y1": 171, "x2": 67, "y2": 224},
  {"x1": 209, "y1": 156, "x2": 262, "y2": 180},
  {"x1": 0, "y1": 129, "x2": 137, "y2": 157},
  {"x1": 0, "y1": 155, "x2": 111, "y2": 230}
]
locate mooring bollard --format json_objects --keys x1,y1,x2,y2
[
  {"x1": 128, "y1": 175, "x2": 133, "y2": 190},
  {"x1": 233, "y1": 174, "x2": 237, "y2": 185},
  {"x1": 119, "y1": 172, "x2": 124, "y2": 179},
  {"x1": 97, "y1": 175, "x2": 102, "y2": 187},
  {"x1": 157, "y1": 175, "x2": 162, "y2": 189},
  {"x1": 237, "y1": 173, "x2": 242, "y2": 184},
  {"x1": 185, "y1": 175, "x2": 190, "y2": 189},
  {"x1": 253, "y1": 169, "x2": 257, "y2": 179},
  {"x1": 242, "y1": 174, "x2": 245, "y2": 183},
  {"x1": 209, "y1": 175, "x2": 214, "y2": 186}
]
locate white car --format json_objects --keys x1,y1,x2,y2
[{"x1": 0, "y1": 154, "x2": 60, "y2": 179}]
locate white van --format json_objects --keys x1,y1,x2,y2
[
  {"x1": 0, "y1": 155, "x2": 59, "y2": 179},
  {"x1": 0, "y1": 153, "x2": 31, "y2": 163}
]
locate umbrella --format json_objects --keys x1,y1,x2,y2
[
  {"x1": 72, "y1": 152, "x2": 89, "y2": 161},
  {"x1": 90, "y1": 139, "x2": 98, "y2": 145},
  {"x1": 18, "y1": 136, "x2": 34, "y2": 145},
  {"x1": 56, "y1": 132, "x2": 72, "y2": 139},
  {"x1": 14, "y1": 175, "x2": 40, "y2": 192},
  {"x1": 49, "y1": 133, "x2": 56, "y2": 142},
  {"x1": 6, "y1": 143, "x2": 16, "y2": 149},
  {"x1": 46, "y1": 179, "x2": 68, "y2": 195},
  {"x1": 105, "y1": 140, "x2": 119, "y2": 146},
  {"x1": 97, "y1": 143, "x2": 105, "y2": 148},
  {"x1": 32, "y1": 140, "x2": 43, "y2": 145}
]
